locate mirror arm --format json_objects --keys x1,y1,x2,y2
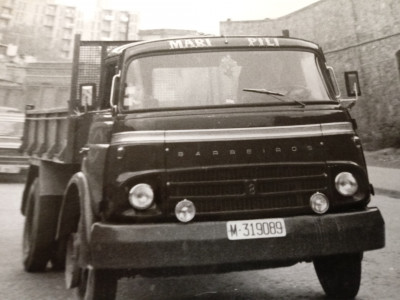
[
  {"x1": 327, "y1": 66, "x2": 341, "y2": 99},
  {"x1": 339, "y1": 82, "x2": 359, "y2": 109},
  {"x1": 109, "y1": 71, "x2": 121, "y2": 112},
  {"x1": 353, "y1": 82, "x2": 358, "y2": 101}
]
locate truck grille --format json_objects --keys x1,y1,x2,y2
[{"x1": 166, "y1": 163, "x2": 328, "y2": 215}]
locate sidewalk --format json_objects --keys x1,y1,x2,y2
[{"x1": 368, "y1": 166, "x2": 400, "y2": 198}]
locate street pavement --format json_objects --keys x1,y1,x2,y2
[{"x1": 368, "y1": 166, "x2": 400, "y2": 198}]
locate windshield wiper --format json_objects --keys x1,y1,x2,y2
[{"x1": 243, "y1": 88, "x2": 306, "y2": 107}]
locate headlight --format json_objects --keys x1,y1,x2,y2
[
  {"x1": 310, "y1": 192, "x2": 329, "y2": 214},
  {"x1": 129, "y1": 183, "x2": 154, "y2": 210},
  {"x1": 335, "y1": 172, "x2": 358, "y2": 196},
  {"x1": 175, "y1": 199, "x2": 196, "y2": 223}
]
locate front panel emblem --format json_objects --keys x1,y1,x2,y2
[{"x1": 247, "y1": 182, "x2": 257, "y2": 195}]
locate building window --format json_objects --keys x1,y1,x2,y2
[
  {"x1": 101, "y1": 30, "x2": 111, "y2": 39},
  {"x1": 46, "y1": 5, "x2": 56, "y2": 15},
  {"x1": 344, "y1": 71, "x2": 361, "y2": 97},
  {"x1": 0, "y1": 18, "x2": 9, "y2": 28},
  {"x1": 44, "y1": 27, "x2": 53, "y2": 38},
  {"x1": 4, "y1": 0, "x2": 15, "y2": 7},
  {"x1": 61, "y1": 50, "x2": 69, "y2": 58},
  {"x1": 44, "y1": 17, "x2": 55, "y2": 27},
  {"x1": 120, "y1": 13, "x2": 129, "y2": 22},
  {"x1": 1, "y1": 7, "x2": 12, "y2": 15},
  {"x1": 65, "y1": 7, "x2": 75, "y2": 16}
]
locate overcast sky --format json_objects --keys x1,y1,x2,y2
[{"x1": 60, "y1": 0, "x2": 320, "y2": 34}]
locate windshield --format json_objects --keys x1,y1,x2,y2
[{"x1": 122, "y1": 50, "x2": 331, "y2": 110}]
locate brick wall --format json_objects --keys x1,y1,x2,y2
[{"x1": 220, "y1": 0, "x2": 400, "y2": 149}]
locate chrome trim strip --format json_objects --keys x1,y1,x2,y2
[
  {"x1": 112, "y1": 131, "x2": 165, "y2": 145},
  {"x1": 321, "y1": 122, "x2": 354, "y2": 136},
  {"x1": 165, "y1": 124, "x2": 322, "y2": 143},
  {"x1": 111, "y1": 122, "x2": 354, "y2": 145}
]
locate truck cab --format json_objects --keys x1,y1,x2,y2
[{"x1": 21, "y1": 36, "x2": 384, "y2": 300}]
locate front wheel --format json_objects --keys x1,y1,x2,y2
[
  {"x1": 313, "y1": 252, "x2": 362, "y2": 299},
  {"x1": 76, "y1": 268, "x2": 118, "y2": 300},
  {"x1": 65, "y1": 216, "x2": 118, "y2": 300}
]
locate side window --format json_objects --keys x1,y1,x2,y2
[{"x1": 124, "y1": 60, "x2": 145, "y2": 109}]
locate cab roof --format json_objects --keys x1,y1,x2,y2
[{"x1": 108, "y1": 36, "x2": 321, "y2": 59}]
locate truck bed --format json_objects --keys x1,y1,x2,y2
[{"x1": 22, "y1": 108, "x2": 90, "y2": 164}]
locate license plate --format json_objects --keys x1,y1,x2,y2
[
  {"x1": 227, "y1": 218, "x2": 286, "y2": 240},
  {"x1": 0, "y1": 165, "x2": 20, "y2": 174}
]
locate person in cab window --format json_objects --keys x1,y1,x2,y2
[{"x1": 124, "y1": 61, "x2": 157, "y2": 110}]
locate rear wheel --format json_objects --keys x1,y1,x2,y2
[
  {"x1": 23, "y1": 179, "x2": 54, "y2": 272},
  {"x1": 51, "y1": 236, "x2": 68, "y2": 271},
  {"x1": 314, "y1": 253, "x2": 362, "y2": 299}
]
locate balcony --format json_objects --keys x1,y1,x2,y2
[
  {"x1": 45, "y1": 5, "x2": 57, "y2": 16},
  {"x1": 120, "y1": 15, "x2": 129, "y2": 22},
  {"x1": 103, "y1": 14, "x2": 114, "y2": 21},
  {"x1": 63, "y1": 23, "x2": 74, "y2": 29}
]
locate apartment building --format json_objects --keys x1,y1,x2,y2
[
  {"x1": 82, "y1": 8, "x2": 138, "y2": 41},
  {"x1": 42, "y1": 3, "x2": 81, "y2": 59},
  {"x1": 0, "y1": 0, "x2": 139, "y2": 59},
  {"x1": 0, "y1": 0, "x2": 81, "y2": 59},
  {"x1": 0, "y1": 0, "x2": 43, "y2": 29}
]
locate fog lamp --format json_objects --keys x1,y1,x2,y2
[
  {"x1": 310, "y1": 192, "x2": 329, "y2": 214},
  {"x1": 129, "y1": 183, "x2": 154, "y2": 210},
  {"x1": 335, "y1": 172, "x2": 358, "y2": 196},
  {"x1": 175, "y1": 199, "x2": 196, "y2": 223}
]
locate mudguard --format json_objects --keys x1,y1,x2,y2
[{"x1": 56, "y1": 172, "x2": 94, "y2": 249}]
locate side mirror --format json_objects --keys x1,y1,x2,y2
[
  {"x1": 339, "y1": 71, "x2": 361, "y2": 109},
  {"x1": 79, "y1": 83, "x2": 96, "y2": 112},
  {"x1": 344, "y1": 71, "x2": 361, "y2": 97}
]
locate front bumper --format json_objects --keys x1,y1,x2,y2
[{"x1": 90, "y1": 208, "x2": 384, "y2": 271}]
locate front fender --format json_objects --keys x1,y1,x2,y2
[{"x1": 56, "y1": 172, "x2": 94, "y2": 245}]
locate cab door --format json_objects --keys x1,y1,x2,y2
[{"x1": 80, "y1": 59, "x2": 119, "y2": 214}]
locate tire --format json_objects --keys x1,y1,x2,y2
[
  {"x1": 76, "y1": 268, "x2": 118, "y2": 300},
  {"x1": 313, "y1": 253, "x2": 362, "y2": 299},
  {"x1": 66, "y1": 216, "x2": 117, "y2": 300},
  {"x1": 22, "y1": 179, "x2": 55, "y2": 272},
  {"x1": 51, "y1": 236, "x2": 68, "y2": 271}
]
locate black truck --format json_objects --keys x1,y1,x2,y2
[{"x1": 21, "y1": 35, "x2": 384, "y2": 299}]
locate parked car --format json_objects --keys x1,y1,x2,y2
[{"x1": 0, "y1": 106, "x2": 28, "y2": 177}]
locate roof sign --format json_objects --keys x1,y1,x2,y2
[
  {"x1": 169, "y1": 39, "x2": 213, "y2": 49},
  {"x1": 247, "y1": 38, "x2": 279, "y2": 47}
]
